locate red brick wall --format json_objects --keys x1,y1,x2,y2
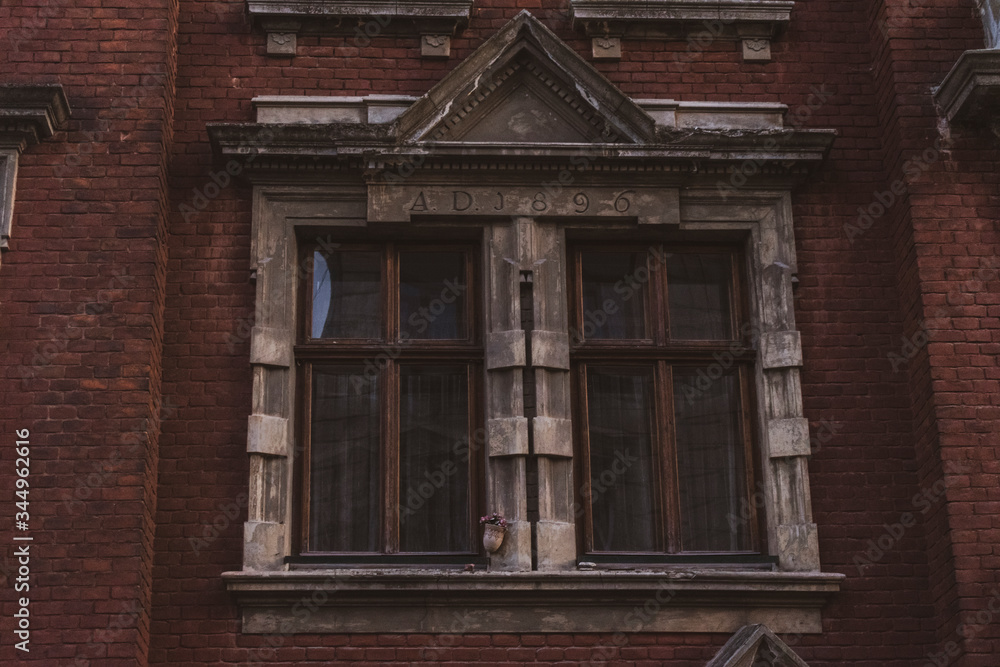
[{"x1": 2, "y1": 0, "x2": 999, "y2": 664}]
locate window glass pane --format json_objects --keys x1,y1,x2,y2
[
  {"x1": 580, "y1": 252, "x2": 648, "y2": 340},
  {"x1": 984, "y1": 0, "x2": 1000, "y2": 48},
  {"x1": 666, "y1": 254, "x2": 733, "y2": 340},
  {"x1": 672, "y1": 369, "x2": 749, "y2": 552},
  {"x1": 310, "y1": 366, "x2": 380, "y2": 552},
  {"x1": 399, "y1": 365, "x2": 471, "y2": 552},
  {"x1": 399, "y1": 251, "x2": 468, "y2": 340},
  {"x1": 312, "y1": 250, "x2": 382, "y2": 339},
  {"x1": 585, "y1": 366, "x2": 658, "y2": 552}
]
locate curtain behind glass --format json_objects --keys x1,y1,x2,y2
[
  {"x1": 399, "y1": 364, "x2": 470, "y2": 552},
  {"x1": 672, "y1": 369, "x2": 748, "y2": 551},
  {"x1": 585, "y1": 366, "x2": 658, "y2": 552},
  {"x1": 309, "y1": 366, "x2": 380, "y2": 552}
]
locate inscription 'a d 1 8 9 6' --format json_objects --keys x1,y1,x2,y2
[{"x1": 367, "y1": 185, "x2": 680, "y2": 226}]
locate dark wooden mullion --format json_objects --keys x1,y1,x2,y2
[
  {"x1": 658, "y1": 361, "x2": 681, "y2": 554},
  {"x1": 300, "y1": 363, "x2": 314, "y2": 554},
  {"x1": 738, "y1": 365, "x2": 763, "y2": 553},
  {"x1": 575, "y1": 363, "x2": 596, "y2": 554},
  {"x1": 467, "y1": 363, "x2": 482, "y2": 554},
  {"x1": 384, "y1": 244, "x2": 399, "y2": 555}
]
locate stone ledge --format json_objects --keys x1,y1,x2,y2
[
  {"x1": 571, "y1": 0, "x2": 794, "y2": 40},
  {"x1": 0, "y1": 84, "x2": 71, "y2": 149},
  {"x1": 225, "y1": 568, "x2": 843, "y2": 634},
  {"x1": 935, "y1": 49, "x2": 1000, "y2": 126},
  {"x1": 247, "y1": 0, "x2": 473, "y2": 51}
]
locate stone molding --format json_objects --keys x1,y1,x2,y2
[
  {"x1": 707, "y1": 623, "x2": 810, "y2": 666},
  {"x1": 570, "y1": 0, "x2": 793, "y2": 37},
  {"x1": 246, "y1": 0, "x2": 473, "y2": 57},
  {"x1": 225, "y1": 569, "x2": 843, "y2": 634},
  {"x1": 935, "y1": 49, "x2": 1000, "y2": 128}
]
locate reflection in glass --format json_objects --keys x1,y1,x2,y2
[{"x1": 312, "y1": 250, "x2": 382, "y2": 339}]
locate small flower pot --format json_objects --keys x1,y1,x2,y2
[{"x1": 482, "y1": 523, "x2": 506, "y2": 553}]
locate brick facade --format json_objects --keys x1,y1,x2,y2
[{"x1": 1, "y1": 0, "x2": 999, "y2": 665}]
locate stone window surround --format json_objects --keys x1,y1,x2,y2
[
  {"x1": 215, "y1": 117, "x2": 843, "y2": 635},
  {"x1": 210, "y1": 10, "x2": 842, "y2": 634},
  {"x1": 0, "y1": 84, "x2": 71, "y2": 279},
  {"x1": 224, "y1": 176, "x2": 843, "y2": 635}
]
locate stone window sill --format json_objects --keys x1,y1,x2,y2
[
  {"x1": 225, "y1": 568, "x2": 843, "y2": 634},
  {"x1": 935, "y1": 49, "x2": 1000, "y2": 127}
]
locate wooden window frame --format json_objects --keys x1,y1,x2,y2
[
  {"x1": 568, "y1": 243, "x2": 766, "y2": 562},
  {"x1": 292, "y1": 240, "x2": 486, "y2": 564}
]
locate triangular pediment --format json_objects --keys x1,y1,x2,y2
[
  {"x1": 706, "y1": 624, "x2": 810, "y2": 667},
  {"x1": 396, "y1": 11, "x2": 655, "y2": 144}
]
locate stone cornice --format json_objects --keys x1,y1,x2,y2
[
  {"x1": 0, "y1": 84, "x2": 71, "y2": 150},
  {"x1": 207, "y1": 121, "x2": 836, "y2": 177},
  {"x1": 935, "y1": 49, "x2": 1000, "y2": 126},
  {"x1": 570, "y1": 0, "x2": 795, "y2": 39},
  {"x1": 247, "y1": 0, "x2": 474, "y2": 56}
]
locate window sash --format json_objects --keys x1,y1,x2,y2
[
  {"x1": 298, "y1": 242, "x2": 483, "y2": 558},
  {"x1": 570, "y1": 245, "x2": 761, "y2": 557}
]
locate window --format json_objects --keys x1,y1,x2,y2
[
  {"x1": 570, "y1": 246, "x2": 762, "y2": 559},
  {"x1": 296, "y1": 243, "x2": 484, "y2": 562}
]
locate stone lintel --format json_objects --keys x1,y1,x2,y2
[{"x1": 247, "y1": 415, "x2": 289, "y2": 456}]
